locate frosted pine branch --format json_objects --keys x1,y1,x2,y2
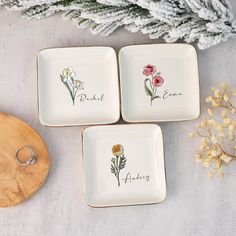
[{"x1": 0, "y1": 0, "x2": 235, "y2": 49}]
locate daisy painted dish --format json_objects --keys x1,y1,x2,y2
[
  {"x1": 119, "y1": 44, "x2": 200, "y2": 122},
  {"x1": 38, "y1": 47, "x2": 120, "y2": 126},
  {"x1": 83, "y1": 124, "x2": 166, "y2": 207}
]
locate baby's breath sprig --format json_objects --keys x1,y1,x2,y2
[{"x1": 189, "y1": 83, "x2": 236, "y2": 177}]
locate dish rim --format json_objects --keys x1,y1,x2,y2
[
  {"x1": 82, "y1": 123, "x2": 167, "y2": 207},
  {"x1": 37, "y1": 46, "x2": 121, "y2": 126},
  {"x1": 118, "y1": 43, "x2": 200, "y2": 123}
]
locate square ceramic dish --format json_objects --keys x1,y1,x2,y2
[
  {"x1": 119, "y1": 44, "x2": 200, "y2": 122},
  {"x1": 83, "y1": 124, "x2": 166, "y2": 207},
  {"x1": 38, "y1": 47, "x2": 120, "y2": 126}
]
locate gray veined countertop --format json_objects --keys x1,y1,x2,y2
[{"x1": 0, "y1": 4, "x2": 236, "y2": 236}]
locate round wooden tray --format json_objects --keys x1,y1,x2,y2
[{"x1": 0, "y1": 112, "x2": 51, "y2": 207}]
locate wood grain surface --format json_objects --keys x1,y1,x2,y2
[{"x1": 0, "y1": 112, "x2": 51, "y2": 207}]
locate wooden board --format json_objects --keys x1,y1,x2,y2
[{"x1": 0, "y1": 112, "x2": 51, "y2": 207}]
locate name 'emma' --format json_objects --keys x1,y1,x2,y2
[
  {"x1": 163, "y1": 89, "x2": 182, "y2": 99},
  {"x1": 153, "y1": 89, "x2": 182, "y2": 100}
]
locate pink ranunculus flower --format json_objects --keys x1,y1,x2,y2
[
  {"x1": 152, "y1": 76, "x2": 164, "y2": 87},
  {"x1": 143, "y1": 64, "x2": 156, "y2": 76}
]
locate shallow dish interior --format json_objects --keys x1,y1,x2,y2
[
  {"x1": 119, "y1": 44, "x2": 200, "y2": 122},
  {"x1": 38, "y1": 47, "x2": 120, "y2": 126},
  {"x1": 83, "y1": 124, "x2": 166, "y2": 207}
]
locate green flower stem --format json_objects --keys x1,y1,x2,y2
[
  {"x1": 111, "y1": 151, "x2": 126, "y2": 187},
  {"x1": 150, "y1": 76, "x2": 157, "y2": 105},
  {"x1": 117, "y1": 172, "x2": 120, "y2": 187},
  {"x1": 115, "y1": 155, "x2": 120, "y2": 187}
]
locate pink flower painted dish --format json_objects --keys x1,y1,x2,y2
[
  {"x1": 119, "y1": 44, "x2": 200, "y2": 122},
  {"x1": 38, "y1": 47, "x2": 120, "y2": 126},
  {"x1": 83, "y1": 124, "x2": 166, "y2": 207}
]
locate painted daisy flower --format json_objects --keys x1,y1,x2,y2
[
  {"x1": 60, "y1": 67, "x2": 83, "y2": 105},
  {"x1": 143, "y1": 64, "x2": 156, "y2": 76},
  {"x1": 62, "y1": 67, "x2": 76, "y2": 78},
  {"x1": 152, "y1": 76, "x2": 164, "y2": 87}
]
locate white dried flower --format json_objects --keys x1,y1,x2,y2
[
  {"x1": 214, "y1": 89, "x2": 221, "y2": 98},
  {"x1": 189, "y1": 83, "x2": 236, "y2": 177}
]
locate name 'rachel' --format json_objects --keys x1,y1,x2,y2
[{"x1": 77, "y1": 93, "x2": 104, "y2": 102}]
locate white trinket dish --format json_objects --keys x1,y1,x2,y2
[
  {"x1": 119, "y1": 44, "x2": 200, "y2": 122},
  {"x1": 38, "y1": 47, "x2": 120, "y2": 126},
  {"x1": 83, "y1": 124, "x2": 166, "y2": 207}
]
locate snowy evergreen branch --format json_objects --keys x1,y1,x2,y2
[{"x1": 0, "y1": 0, "x2": 235, "y2": 49}]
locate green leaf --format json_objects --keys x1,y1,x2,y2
[
  {"x1": 144, "y1": 79, "x2": 153, "y2": 97},
  {"x1": 111, "y1": 164, "x2": 116, "y2": 174},
  {"x1": 60, "y1": 74, "x2": 75, "y2": 104},
  {"x1": 151, "y1": 95, "x2": 161, "y2": 101},
  {"x1": 119, "y1": 155, "x2": 126, "y2": 170}
]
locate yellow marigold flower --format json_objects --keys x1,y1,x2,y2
[{"x1": 112, "y1": 144, "x2": 124, "y2": 156}]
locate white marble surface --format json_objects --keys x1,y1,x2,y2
[{"x1": 0, "y1": 4, "x2": 236, "y2": 236}]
